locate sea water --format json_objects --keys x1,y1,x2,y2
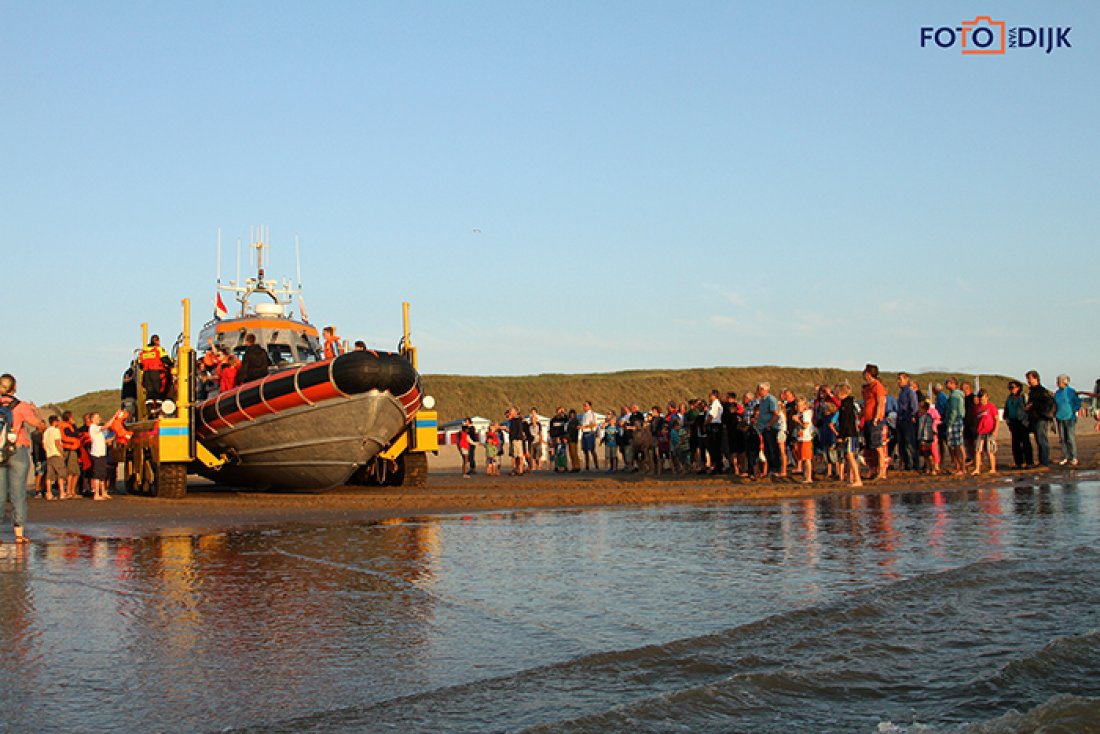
[{"x1": 1, "y1": 481, "x2": 1099, "y2": 733}]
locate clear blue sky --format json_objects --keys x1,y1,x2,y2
[{"x1": 3, "y1": 1, "x2": 1097, "y2": 404}]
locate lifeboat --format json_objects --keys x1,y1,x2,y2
[
  {"x1": 182, "y1": 234, "x2": 432, "y2": 490},
  {"x1": 196, "y1": 350, "x2": 422, "y2": 488}
]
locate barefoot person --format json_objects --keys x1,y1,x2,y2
[
  {"x1": 0, "y1": 374, "x2": 45, "y2": 544},
  {"x1": 944, "y1": 377, "x2": 967, "y2": 475},
  {"x1": 972, "y1": 389, "x2": 1000, "y2": 475}
]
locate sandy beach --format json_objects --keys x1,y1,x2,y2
[{"x1": 13, "y1": 427, "x2": 1098, "y2": 540}]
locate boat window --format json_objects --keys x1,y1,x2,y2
[
  {"x1": 298, "y1": 341, "x2": 322, "y2": 362},
  {"x1": 268, "y1": 344, "x2": 295, "y2": 367}
]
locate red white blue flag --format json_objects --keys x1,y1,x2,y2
[{"x1": 215, "y1": 292, "x2": 228, "y2": 320}]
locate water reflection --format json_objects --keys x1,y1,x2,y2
[{"x1": 0, "y1": 482, "x2": 1097, "y2": 732}]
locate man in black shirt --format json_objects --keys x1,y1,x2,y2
[
  {"x1": 239, "y1": 333, "x2": 272, "y2": 384},
  {"x1": 548, "y1": 407, "x2": 568, "y2": 473},
  {"x1": 1025, "y1": 370, "x2": 1056, "y2": 467}
]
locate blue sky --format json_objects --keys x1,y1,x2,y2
[{"x1": 3, "y1": 1, "x2": 1097, "y2": 404}]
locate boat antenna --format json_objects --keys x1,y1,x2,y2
[
  {"x1": 295, "y1": 234, "x2": 302, "y2": 288},
  {"x1": 216, "y1": 227, "x2": 222, "y2": 284},
  {"x1": 235, "y1": 237, "x2": 242, "y2": 285}
]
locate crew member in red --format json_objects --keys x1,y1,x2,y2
[
  {"x1": 139, "y1": 334, "x2": 172, "y2": 414},
  {"x1": 322, "y1": 326, "x2": 343, "y2": 360}
]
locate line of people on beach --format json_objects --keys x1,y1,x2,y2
[{"x1": 454, "y1": 367, "x2": 1098, "y2": 485}]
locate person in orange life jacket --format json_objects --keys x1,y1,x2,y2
[
  {"x1": 139, "y1": 335, "x2": 174, "y2": 411},
  {"x1": 58, "y1": 410, "x2": 82, "y2": 499},
  {"x1": 323, "y1": 326, "x2": 343, "y2": 360},
  {"x1": 0, "y1": 374, "x2": 45, "y2": 543}
]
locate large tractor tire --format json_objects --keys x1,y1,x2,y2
[
  {"x1": 399, "y1": 452, "x2": 428, "y2": 487},
  {"x1": 157, "y1": 463, "x2": 189, "y2": 499}
]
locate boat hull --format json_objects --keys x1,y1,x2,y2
[{"x1": 195, "y1": 350, "x2": 421, "y2": 489}]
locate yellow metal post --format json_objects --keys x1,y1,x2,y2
[
  {"x1": 401, "y1": 301, "x2": 417, "y2": 369},
  {"x1": 158, "y1": 299, "x2": 194, "y2": 463}
]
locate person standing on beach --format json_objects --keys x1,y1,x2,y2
[
  {"x1": 565, "y1": 409, "x2": 581, "y2": 472},
  {"x1": 507, "y1": 407, "x2": 526, "y2": 476},
  {"x1": 548, "y1": 407, "x2": 568, "y2": 473},
  {"x1": 896, "y1": 373, "x2": 919, "y2": 471},
  {"x1": 835, "y1": 383, "x2": 862, "y2": 488},
  {"x1": 972, "y1": 389, "x2": 1000, "y2": 475},
  {"x1": 0, "y1": 374, "x2": 44, "y2": 544},
  {"x1": 1003, "y1": 380, "x2": 1033, "y2": 468},
  {"x1": 1025, "y1": 370, "x2": 1056, "y2": 467},
  {"x1": 961, "y1": 382, "x2": 978, "y2": 466},
  {"x1": 580, "y1": 401, "x2": 599, "y2": 471},
  {"x1": 860, "y1": 364, "x2": 888, "y2": 481},
  {"x1": 59, "y1": 411, "x2": 81, "y2": 500},
  {"x1": 602, "y1": 414, "x2": 619, "y2": 472},
  {"x1": 932, "y1": 383, "x2": 950, "y2": 471},
  {"x1": 1053, "y1": 374, "x2": 1082, "y2": 466},
  {"x1": 458, "y1": 417, "x2": 477, "y2": 478},
  {"x1": 704, "y1": 390, "x2": 724, "y2": 474},
  {"x1": 42, "y1": 415, "x2": 64, "y2": 500},
  {"x1": 528, "y1": 408, "x2": 545, "y2": 471},
  {"x1": 792, "y1": 397, "x2": 814, "y2": 483},
  {"x1": 944, "y1": 377, "x2": 967, "y2": 475},
  {"x1": 754, "y1": 383, "x2": 781, "y2": 476},
  {"x1": 86, "y1": 413, "x2": 110, "y2": 500}
]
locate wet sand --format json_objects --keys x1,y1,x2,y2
[{"x1": 16, "y1": 430, "x2": 1100, "y2": 540}]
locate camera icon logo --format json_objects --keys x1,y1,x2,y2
[{"x1": 960, "y1": 16, "x2": 1006, "y2": 54}]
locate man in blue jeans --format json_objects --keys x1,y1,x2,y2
[
  {"x1": 1054, "y1": 374, "x2": 1082, "y2": 466},
  {"x1": 754, "y1": 382, "x2": 781, "y2": 474},
  {"x1": 1025, "y1": 370, "x2": 1056, "y2": 467},
  {"x1": 0, "y1": 374, "x2": 45, "y2": 545},
  {"x1": 896, "y1": 372, "x2": 919, "y2": 470}
]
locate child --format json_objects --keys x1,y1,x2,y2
[
  {"x1": 917, "y1": 400, "x2": 940, "y2": 474},
  {"x1": 602, "y1": 417, "x2": 619, "y2": 472},
  {"x1": 973, "y1": 389, "x2": 1000, "y2": 475},
  {"x1": 484, "y1": 425, "x2": 500, "y2": 476},
  {"x1": 792, "y1": 398, "x2": 814, "y2": 483}
]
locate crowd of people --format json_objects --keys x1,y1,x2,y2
[
  {"x1": 454, "y1": 366, "x2": 1099, "y2": 485},
  {"x1": 0, "y1": 371, "x2": 135, "y2": 542},
  {"x1": 0, "y1": 363, "x2": 1097, "y2": 542}
]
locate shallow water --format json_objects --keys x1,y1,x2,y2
[{"x1": 2, "y1": 481, "x2": 1100, "y2": 733}]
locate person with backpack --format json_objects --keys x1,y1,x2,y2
[{"x1": 0, "y1": 374, "x2": 45, "y2": 544}]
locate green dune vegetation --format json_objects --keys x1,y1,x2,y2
[{"x1": 52, "y1": 367, "x2": 1014, "y2": 425}]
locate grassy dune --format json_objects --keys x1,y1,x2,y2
[{"x1": 54, "y1": 367, "x2": 1013, "y2": 424}]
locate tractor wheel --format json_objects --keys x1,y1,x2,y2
[
  {"x1": 400, "y1": 453, "x2": 428, "y2": 487},
  {"x1": 156, "y1": 463, "x2": 189, "y2": 499}
]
